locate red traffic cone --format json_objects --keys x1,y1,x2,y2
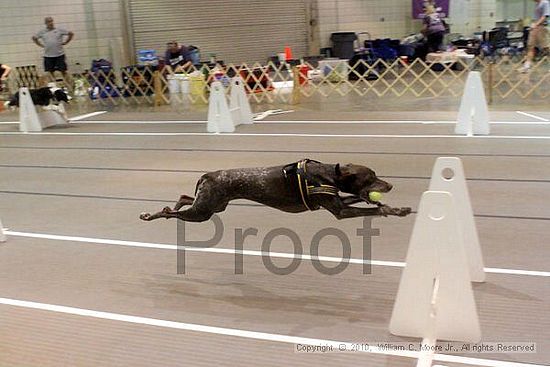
[{"x1": 284, "y1": 46, "x2": 293, "y2": 61}]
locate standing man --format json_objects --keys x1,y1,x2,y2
[
  {"x1": 32, "y1": 17, "x2": 74, "y2": 83},
  {"x1": 519, "y1": 0, "x2": 549, "y2": 73}
]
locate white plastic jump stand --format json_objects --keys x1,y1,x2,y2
[
  {"x1": 0, "y1": 218, "x2": 6, "y2": 242},
  {"x1": 207, "y1": 81, "x2": 235, "y2": 133},
  {"x1": 19, "y1": 87, "x2": 69, "y2": 132},
  {"x1": 40, "y1": 103, "x2": 69, "y2": 128},
  {"x1": 19, "y1": 87, "x2": 42, "y2": 132},
  {"x1": 455, "y1": 71, "x2": 490, "y2": 136},
  {"x1": 429, "y1": 157, "x2": 486, "y2": 282},
  {"x1": 229, "y1": 76, "x2": 253, "y2": 127},
  {"x1": 390, "y1": 191, "x2": 481, "y2": 367}
]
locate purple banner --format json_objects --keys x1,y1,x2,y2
[{"x1": 413, "y1": 0, "x2": 450, "y2": 19}]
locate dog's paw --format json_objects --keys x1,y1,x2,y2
[
  {"x1": 396, "y1": 207, "x2": 412, "y2": 217},
  {"x1": 378, "y1": 205, "x2": 392, "y2": 217},
  {"x1": 380, "y1": 206, "x2": 412, "y2": 217},
  {"x1": 140, "y1": 212, "x2": 152, "y2": 221}
]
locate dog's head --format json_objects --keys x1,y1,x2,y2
[
  {"x1": 52, "y1": 89, "x2": 69, "y2": 104},
  {"x1": 335, "y1": 163, "x2": 393, "y2": 203}
]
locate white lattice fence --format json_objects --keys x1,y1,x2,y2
[
  {"x1": 491, "y1": 56, "x2": 549, "y2": 100},
  {"x1": 5, "y1": 57, "x2": 548, "y2": 106}
]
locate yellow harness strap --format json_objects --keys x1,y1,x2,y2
[{"x1": 296, "y1": 160, "x2": 339, "y2": 211}]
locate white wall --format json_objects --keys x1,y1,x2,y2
[
  {"x1": 315, "y1": 0, "x2": 498, "y2": 49},
  {"x1": 0, "y1": 0, "x2": 125, "y2": 72},
  {"x1": 0, "y1": 0, "x2": 511, "y2": 69},
  {"x1": 448, "y1": 0, "x2": 497, "y2": 34},
  {"x1": 477, "y1": 0, "x2": 498, "y2": 31},
  {"x1": 317, "y1": 0, "x2": 415, "y2": 47},
  {"x1": 495, "y1": 0, "x2": 536, "y2": 22}
]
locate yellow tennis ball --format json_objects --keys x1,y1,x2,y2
[{"x1": 369, "y1": 191, "x2": 382, "y2": 202}]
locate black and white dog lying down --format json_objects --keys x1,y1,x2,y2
[{"x1": 7, "y1": 86, "x2": 69, "y2": 107}]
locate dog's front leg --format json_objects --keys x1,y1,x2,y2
[
  {"x1": 319, "y1": 197, "x2": 411, "y2": 219},
  {"x1": 336, "y1": 205, "x2": 411, "y2": 219},
  {"x1": 341, "y1": 195, "x2": 363, "y2": 205}
]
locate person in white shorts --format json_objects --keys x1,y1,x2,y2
[{"x1": 519, "y1": 0, "x2": 549, "y2": 72}]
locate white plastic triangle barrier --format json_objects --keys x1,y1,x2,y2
[
  {"x1": 207, "y1": 81, "x2": 235, "y2": 133},
  {"x1": 455, "y1": 71, "x2": 490, "y2": 136},
  {"x1": 19, "y1": 87, "x2": 69, "y2": 132},
  {"x1": 39, "y1": 103, "x2": 69, "y2": 129},
  {"x1": 390, "y1": 191, "x2": 481, "y2": 343},
  {"x1": 229, "y1": 77, "x2": 253, "y2": 127},
  {"x1": 429, "y1": 157, "x2": 486, "y2": 282},
  {"x1": 19, "y1": 87, "x2": 42, "y2": 132},
  {"x1": 0, "y1": 218, "x2": 6, "y2": 242}
]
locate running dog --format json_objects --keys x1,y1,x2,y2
[
  {"x1": 7, "y1": 86, "x2": 69, "y2": 108},
  {"x1": 140, "y1": 159, "x2": 411, "y2": 222}
]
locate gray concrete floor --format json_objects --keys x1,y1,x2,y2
[{"x1": 0, "y1": 101, "x2": 549, "y2": 367}]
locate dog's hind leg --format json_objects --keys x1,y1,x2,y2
[
  {"x1": 174, "y1": 206, "x2": 215, "y2": 222},
  {"x1": 140, "y1": 205, "x2": 214, "y2": 223},
  {"x1": 142, "y1": 180, "x2": 225, "y2": 223},
  {"x1": 174, "y1": 195, "x2": 195, "y2": 211},
  {"x1": 140, "y1": 206, "x2": 180, "y2": 221},
  {"x1": 141, "y1": 191, "x2": 219, "y2": 222}
]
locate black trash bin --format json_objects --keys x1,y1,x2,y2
[{"x1": 330, "y1": 32, "x2": 358, "y2": 59}]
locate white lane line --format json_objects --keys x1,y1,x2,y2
[
  {"x1": 0, "y1": 120, "x2": 432, "y2": 125},
  {"x1": 5, "y1": 230, "x2": 549, "y2": 278},
  {"x1": 2, "y1": 131, "x2": 550, "y2": 139},
  {"x1": 256, "y1": 120, "x2": 550, "y2": 125},
  {"x1": 65, "y1": 120, "x2": 227, "y2": 125},
  {"x1": 3, "y1": 119, "x2": 550, "y2": 125},
  {"x1": 0, "y1": 297, "x2": 544, "y2": 367},
  {"x1": 72, "y1": 120, "x2": 443, "y2": 125},
  {"x1": 31, "y1": 119, "x2": 550, "y2": 125},
  {"x1": 515, "y1": 111, "x2": 550, "y2": 122},
  {"x1": 69, "y1": 111, "x2": 108, "y2": 121}
]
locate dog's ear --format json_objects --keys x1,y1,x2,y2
[
  {"x1": 336, "y1": 163, "x2": 355, "y2": 177},
  {"x1": 54, "y1": 90, "x2": 69, "y2": 103}
]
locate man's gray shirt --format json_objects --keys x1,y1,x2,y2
[
  {"x1": 535, "y1": 0, "x2": 550, "y2": 26},
  {"x1": 35, "y1": 28, "x2": 69, "y2": 57}
]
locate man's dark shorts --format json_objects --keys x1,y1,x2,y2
[{"x1": 44, "y1": 55, "x2": 67, "y2": 72}]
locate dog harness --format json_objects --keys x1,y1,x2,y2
[{"x1": 283, "y1": 159, "x2": 339, "y2": 211}]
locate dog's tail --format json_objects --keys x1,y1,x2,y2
[{"x1": 8, "y1": 92, "x2": 19, "y2": 107}]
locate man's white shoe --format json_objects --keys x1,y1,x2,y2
[{"x1": 517, "y1": 65, "x2": 530, "y2": 73}]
